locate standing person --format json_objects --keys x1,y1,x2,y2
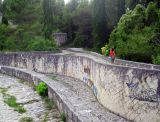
[{"x1": 109, "y1": 48, "x2": 116, "y2": 63}]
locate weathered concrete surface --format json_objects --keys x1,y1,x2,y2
[
  {"x1": 0, "y1": 73, "x2": 60, "y2": 122},
  {"x1": 0, "y1": 66, "x2": 128, "y2": 122},
  {"x1": 0, "y1": 50, "x2": 160, "y2": 121}
]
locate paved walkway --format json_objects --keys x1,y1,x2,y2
[{"x1": 0, "y1": 74, "x2": 61, "y2": 122}]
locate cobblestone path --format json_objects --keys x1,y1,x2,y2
[{"x1": 0, "y1": 74, "x2": 61, "y2": 122}]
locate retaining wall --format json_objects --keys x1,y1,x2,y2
[
  {"x1": 0, "y1": 52, "x2": 160, "y2": 122},
  {"x1": 0, "y1": 66, "x2": 95, "y2": 122}
]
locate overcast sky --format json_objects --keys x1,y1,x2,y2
[{"x1": 64, "y1": 0, "x2": 70, "y2": 4}]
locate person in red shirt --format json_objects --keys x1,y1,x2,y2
[{"x1": 109, "y1": 48, "x2": 115, "y2": 63}]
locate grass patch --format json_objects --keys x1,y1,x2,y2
[
  {"x1": 3, "y1": 93, "x2": 26, "y2": 113},
  {"x1": 0, "y1": 88, "x2": 8, "y2": 94},
  {"x1": 60, "y1": 112, "x2": 66, "y2": 122},
  {"x1": 43, "y1": 97, "x2": 55, "y2": 110},
  {"x1": 52, "y1": 76, "x2": 58, "y2": 81},
  {"x1": 19, "y1": 117, "x2": 33, "y2": 122},
  {"x1": 42, "y1": 112, "x2": 49, "y2": 122}
]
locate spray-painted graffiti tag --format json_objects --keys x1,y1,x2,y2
[
  {"x1": 123, "y1": 73, "x2": 159, "y2": 103},
  {"x1": 83, "y1": 65, "x2": 97, "y2": 96},
  {"x1": 126, "y1": 82, "x2": 157, "y2": 102}
]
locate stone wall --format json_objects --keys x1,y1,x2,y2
[
  {"x1": 53, "y1": 33, "x2": 67, "y2": 46},
  {"x1": 67, "y1": 48, "x2": 160, "y2": 70},
  {"x1": 0, "y1": 52, "x2": 160, "y2": 122}
]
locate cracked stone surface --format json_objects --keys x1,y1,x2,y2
[{"x1": 0, "y1": 74, "x2": 61, "y2": 122}]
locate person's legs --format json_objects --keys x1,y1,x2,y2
[{"x1": 111, "y1": 57, "x2": 115, "y2": 63}]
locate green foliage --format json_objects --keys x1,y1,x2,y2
[
  {"x1": 152, "y1": 55, "x2": 160, "y2": 64},
  {"x1": 36, "y1": 82, "x2": 48, "y2": 96},
  {"x1": 108, "y1": 3, "x2": 160, "y2": 63},
  {"x1": 43, "y1": 97, "x2": 55, "y2": 110},
  {"x1": 60, "y1": 112, "x2": 66, "y2": 122},
  {"x1": 27, "y1": 37, "x2": 58, "y2": 51},
  {"x1": 2, "y1": 0, "x2": 28, "y2": 19},
  {"x1": 73, "y1": 35, "x2": 85, "y2": 47},
  {"x1": 101, "y1": 44, "x2": 109, "y2": 55},
  {"x1": 3, "y1": 93, "x2": 26, "y2": 113},
  {"x1": 42, "y1": 0, "x2": 54, "y2": 39},
  {"x1": 0, "y1": 87, "x2": 8, "y2": 94},
  {"x1": 92, "y1": 0, "x2": 108, "y2": 50},
  {"x1": 19, "y1": 117, "x2": 33, "y2": 122},
  {"x1": 72, "y1": 1, "x2": 93, "y2": 48},
  {"x1": 106, "y1": 0, "x2": 125, "y2": 29},
  {"x1": 146, "y1": 2, "x2": 159, "y2": 24}
]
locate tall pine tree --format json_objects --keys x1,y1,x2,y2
[{"x1": 43, "y1": 0, "x2": 54, "y2": 39}]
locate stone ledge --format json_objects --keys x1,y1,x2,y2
[
  {"x1": 0, "y1": 66, "x2": 128, "y2": 122},
  {"x1": 66, "y1": 48, "x2": 160, "y2": 70}
]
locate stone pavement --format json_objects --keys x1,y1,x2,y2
[{"x1": 0, "y1": 74, "x2": 61, "y2": 122}]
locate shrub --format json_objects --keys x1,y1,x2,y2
[
  {"x1": 43, "y1": 97, "x2": 55, "y2": 110},
  {"x1": 19, "y1": 117, "x2": 33, "y2": 122},
  {"x1": 152, "y1": 55, "x2": 160, "y2": 64},
  {"x1": 73, "y1": 35, "x2": 85, "y2": 47},
  {"x1": 107, "y1": 3, "x2": 159, "y2": 63},
  {"x1": 60, "y1": 112, "x2": 66, "y2": 122},
  {"x1": 27, "y1": 37, "x2": 58, "y2": 51},
  {"x1": 101, "y1": 44, "x2": 109, "y2": 56},
  {"x1": 36, "y1": 82, "x2": 48, "y2": 96}
]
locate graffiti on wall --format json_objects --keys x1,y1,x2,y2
[
  {"x1": 126, "y1": 82, "x2": 157, "y2": 102},
  {"x1": 83, "y1": 65, "x2": 97, "y2": 96},
  {"x1": 124, "y1": 74, "x2": 159, "y2": 103}
]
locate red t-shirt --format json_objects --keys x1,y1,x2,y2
[{"x1": 109, "y1": 50, "x2": 115, "y2": 57}]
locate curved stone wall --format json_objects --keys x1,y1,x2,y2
[{"x1": 0, "y1": 52, "x2": 160, "y2": 122}]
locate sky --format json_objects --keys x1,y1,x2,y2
[{"x1": 64, "y1": 0, "x2": 70, "y2": 4}]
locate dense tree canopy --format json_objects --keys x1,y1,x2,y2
[{"x1": 109, "y1": 2, "x2": 160, "y2": 63}]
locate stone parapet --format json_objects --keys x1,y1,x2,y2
[{"x1": 0, "y1": 50, "x2": 160, "y2": 121}]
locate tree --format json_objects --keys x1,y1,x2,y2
[
  {"x1": 67, "y1": 0, "x2": 79, "y2": 12},
  {"x1": 92, "y1": 0, "x2": 108, "y2": 50},
  {"x1": 42, "y1": 0, "x2": 54, "y2": 39},
  {"x1": 108, "y1": 3, "x2": 160, "y2": 63},
  {"x1": 106, "y1": 0, "x2": 125, "y2": 29},
  {"x1": 2, "y1": 0, "x2": 28, "y2": 20},
  {"x1": 73, "y1": 0, "x2": 93, "y2": 47}
]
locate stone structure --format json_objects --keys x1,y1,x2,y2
[
  {"x1": 53, "y1": 33, "x2": 67, "y2": 46},
  {"x1": 0, "y1": 50, "x2": 160, "y2": 122},
  {"x1": 0, "y1": 66, "x2": 127, "y2": 122}
]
